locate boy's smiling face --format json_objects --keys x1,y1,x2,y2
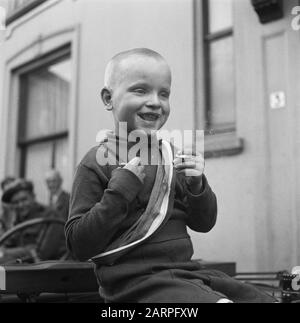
[{"x1": 106, "y1": 55, "x2": 171, "y2": 135}]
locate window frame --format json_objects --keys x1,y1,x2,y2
[
  {"x1": 202, "y1": 0, "x2": 236, "y2": 134},
  {"x1": 15, "y1": 45, "x2": 71, "y2": 177},
  {"x1": 194, "y1": 0, "x2": 243, "y2": 158}
]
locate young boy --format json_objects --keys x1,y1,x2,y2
[{"x1": 65, "y1": 48, "x2": 274, "y2": 303}]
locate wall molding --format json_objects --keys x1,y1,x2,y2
[
  {"x1": 5, "y1": 0, "x2": 62, "y2": 40},
  {"x1": 6, "y1": 26, "x2": 75, "y2": 66}
]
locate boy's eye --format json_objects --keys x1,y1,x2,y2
[
  {"x1": 133, "y1": 88, "x2": 146, "y2": 95},
  {"x1": 160, "y1": 91, "x2": 170, "y2": 99}
]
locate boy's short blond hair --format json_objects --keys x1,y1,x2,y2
[{"x1": 104, "y1": 48, "x2": 169, "y2": 89}]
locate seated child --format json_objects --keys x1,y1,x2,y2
[{"x1": 65, "y1": 48, "x2": 275, "y2": 303}]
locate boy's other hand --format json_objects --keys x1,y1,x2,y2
[
  {"x1": 173, "y1": 149, "x2": 204, "y2": 194},
  {"x1": 124, "y1": 157, "x2": 146, "y2": 183}
]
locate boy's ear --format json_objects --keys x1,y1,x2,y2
[{"x1": 101, "y1": 87, "x2": 113, "y2": 111}]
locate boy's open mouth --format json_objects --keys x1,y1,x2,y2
[{"x1": 137, "y1": 112, "x2": 160, "y2": 122}]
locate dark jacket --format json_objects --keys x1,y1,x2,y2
[{"x1": 65, "y1": 146, "x2": 217, "y2": 261}]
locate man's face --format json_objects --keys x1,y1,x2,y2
[
  {"x1": 10, "y1": 190, "x2": 35, "y2": 220},
  {"x1": 46, "y1": 177, "x2": 61, "y2": 195},
  {"x1": 110, "y1": 56, "x2": 171, "y2": 135}
]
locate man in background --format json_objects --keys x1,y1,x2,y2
[
  {"x1": 45, "y1": 169, "x2": 70, "y2": 222},
  {"x1": 0, "y1": 176, "x2": 16, "y2": 236},
  {"x1": 0, "y1": 179, "x2": 66, "y2": 264}
]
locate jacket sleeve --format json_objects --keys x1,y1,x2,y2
[
  {"x1": 65, "y1": 164, "x2": 143, "y2": 261},
  {"x1": 185, "y1": 175, "x2": 218, "y2": 233}
]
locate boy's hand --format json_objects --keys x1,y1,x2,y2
[
  {"x1": 173, "y1": 149, "x2": 205, "y2": 195},
  {"x1": 123, "y1": 157, "x2": 145, "y2": 183}
]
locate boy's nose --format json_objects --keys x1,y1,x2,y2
[{"x1": 145, "y1": 93, "x2": 161, "y2": 108}]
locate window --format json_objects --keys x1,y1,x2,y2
[
  {"x1": 17, "y1": 47, "x2": 71, "y2": 203},
  {"x1": 6, "y1": 0, "x2": 47, "y2": 25},
  {"x1": 203, "y1": 0, "x2": 236, "y2": 133}
]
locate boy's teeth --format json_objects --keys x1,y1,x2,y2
[{"x1": 139, "y1": 113, "x2": 158, "y2": 121}]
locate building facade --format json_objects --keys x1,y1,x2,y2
[{"x1": 0, "y1": 0, "x2": 299, "y2": 272}]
